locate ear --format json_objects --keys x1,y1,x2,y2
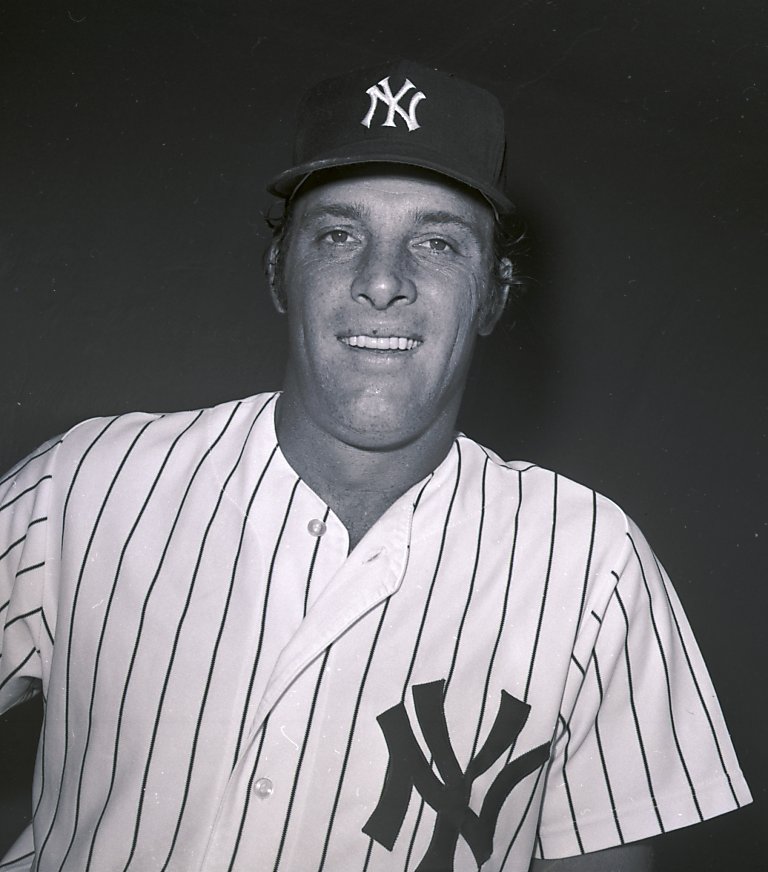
[
  {"x1": 267, "y1": 242, "x2": 287, "y2": 314},
  {"x1": 477, "y1": 257, "x2": 512, "y2": 336}
]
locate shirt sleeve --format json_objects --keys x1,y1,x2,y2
[
  {"x1": 0, "y1": 439, "x2": 59, "y2": 715},
  {"x1": 535, "y1": 515, "x2": 752, "y2": 859}
]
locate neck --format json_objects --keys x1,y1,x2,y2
[{"x1": 274, "y1": 392, "x2": 458, "y2": 549}]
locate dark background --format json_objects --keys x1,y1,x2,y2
[{"x1": 1, "y1": 0, "x2": 765, "y2": 867}]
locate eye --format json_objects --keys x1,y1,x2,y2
[
  {"x1": 416, "y1": 237, "x2": 454, "y2": 254},
  {"x1": 321, "y1": 229, "x2": 354, "y2": 245}
]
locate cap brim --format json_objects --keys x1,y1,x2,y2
[{"x1": 267, "y1": 153, "x2": 514, "y2": 217}]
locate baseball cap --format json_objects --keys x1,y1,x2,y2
[{"x1": 267, "y1": 59, "x2": 513, "y2": 216}]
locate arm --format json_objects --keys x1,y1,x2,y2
[
  {"x1": 534, "y1": 514, "x2": 750, "y2": 860},
  {"x1": 530, "y1": 841, "x2": 654, "y2": 872},
  {"x1": 0, "y1": 441, "x2": 56, "y2": 714}
]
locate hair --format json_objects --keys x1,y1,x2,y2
[{"x1": 265, "y1": 166, "x2": 526, "y2": 319}]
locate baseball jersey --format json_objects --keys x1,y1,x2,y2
[{"x1": 0, "y1": 392, "x2": 751, "y2": 872}]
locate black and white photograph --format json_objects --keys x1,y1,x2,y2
[{"x1": 1, "y1": 2, "x2": 764, "y2": 869}]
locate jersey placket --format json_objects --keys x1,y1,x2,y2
[{"x1": 199, "y1": 492, "x2": 415, "y2": 870}]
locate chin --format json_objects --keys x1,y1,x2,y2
[
  {"x1": 336, "y1": 417, "x2": 419, "y2": 452},
  {"x1": 331, "y1": 396, "x2": 453, "y2": 454},
  {"x1": 324, "y1": 404, "x2": 416, "y2": 449}
]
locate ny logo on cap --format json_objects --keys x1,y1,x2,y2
[{"x1": 361, "y1": 76, "x2": 426, "y2": 132}]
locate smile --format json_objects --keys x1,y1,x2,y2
[{"x1": 340, "y1": 335, "x2": 422, "y2": 351}]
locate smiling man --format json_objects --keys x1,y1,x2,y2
[
  {"x1": 0, "y1": 61, "x2": 751, "y2": 872},
  {"x1": 271, "y1": 166, "x2": 507, "y2": 549}
]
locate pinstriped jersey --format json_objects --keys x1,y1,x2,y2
[{"x1": 0, "y1": 392, "x2": 751, "y2": 871}]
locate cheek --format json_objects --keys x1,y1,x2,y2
[
  {"x1": 439, "y1": 271, "x2": 491, "y2": 339},
  {"x1": 284, "y1": 256, "x2": 354, "y2": 319},
  {"x1": 283, "y1": 264, "x2": 329, "y2": 323},
  {"x1": 416, "y1": 258, "x2": 487, "y2": 307},
  {"x1": 465, "y1": 260, "x2": 499, "y2": 334}
]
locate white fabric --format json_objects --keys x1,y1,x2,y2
[{"x1": 0, "y1": 392, "x2": 751, "y2": 871}]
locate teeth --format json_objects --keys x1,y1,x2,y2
[{"x1": 342, "y1": 335, "x2": 421, "y2": 350}]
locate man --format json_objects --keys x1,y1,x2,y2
[{"x1": 0, "y1": 60, "x2": 751, "y2": 871}]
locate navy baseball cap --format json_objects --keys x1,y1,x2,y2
[{"x1": 268, "y1": 60, "x2": 514, "y2": 216}]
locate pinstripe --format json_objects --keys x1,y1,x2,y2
[
  {"x1": 14, "y1": 562, "x2": 45, "y2": 579},
  {"x1": 407, "y1": 457, "x2": 495, "y2": 866},
  {"x1": 158, "y1": 411, "x2": 269, "y2": 871},
  {"x1": 32, "y1": 677, "x2": 49, "y2": 836},
  {"x1": 0, "y1": 517, "x2": 45, "y2": 563},
  {"x1": 304, "y1": 506, "x2": 331, "y2": 617},
  {"x1": 501, "y1": 473, "x2": 558, "y2": 778},
  {"x1": 231, "y1": 454, "x2": 295, "y2": 768},
  {"x1": 0, "y1": 849, "x2": 35, "y2": 870},
  {"x1": 52, "y1": 410, "x2": 204, "y2": 872},
  {"x1": 3, "y1": 606, "x2": 42, "y2": 631},
  {"x1": 359, "y1": 470, "x2": 435, "y2": 870},
  {"x1": 403, "y1": 453, "x2": 491, "y2": 869},
  {"x1": 0, "y1": 476, "x2": 52, "y2": 514},
  {"x1": 591, "y1": 651, "x2": 624, "y2": 844},
  {"x1": 404, "y1": 778, "x2": 425, "y2": 867},
  {"x1": 226, "y1": 713, "x2": 273, "y2": 872},
  {"x1": 38, "y1": 417, "x2": 153, "y2": 870},
  {"x1": 614, "y1": 584, "x2": 665, "y2": 833},
  {"x1": 60, "y1": 417, "x2": 120, "y2": 541},
  {"x1": 499, "y1": 763, "x2": 548, "y2": 870},
  {"x1": 121, "y1": 411, "x2": 264, "y2": 870},
  {"x1": 650, "y1": 550, "x2": 741, "y2": 808},
  {"x1": 272, "y1": 647, "x2": 332, "y2": 872},
  {"x1": 0, "y1": 398, "x2": 751, "y2": 870},
  {"x1": 627, "y1": 533, "x2": 703, "y2": 820},
  {"x1": 523, "y1": 474, "x2": 558, "y2": 702},
  {"x1": 398, "y1": 446, "x2": 464, "y2": 872},
  {"x1": 83, "y1": 404, "x2": 242, "y2": 870},
  {"x1": 444, "y1": 456, "x2": 489, "y2": 695},
  {"x1": 0, "y1": 646, "x2": 36, "y2": 691},
  {"x1": 408, "y1": 474, "x2": 433, "y2": 521},
  {"x1": 55, "y1": 413, "x2": 183, "y2": 872},
  {"x1": 556, "y1": 714, "x2": 584, "y2": 853},
  {"x1": 0, "y1": 440, "x2": 61, "y2": 489},
  {"x1": 316, "y1": 597, "x2": 393, "y2": 872},
  {"x1": 40, "y1": 609, "x2": 54, "y2": 647},
  {"x1": 361, "y1": 838, "x2": 375, "y2": 872},
  {"x1": 1, "y1": 535, "x2": 29, "y2": 563},
  {"x1": 399, "y1": 443, "x2": 462, "y2": 703},
  {"x1": 38, "y1": 413, "x2": 121, "y2": 849},
  {"x1": 575, "y1": 491, "x2": 598, "y2": 628},
  {"x1": 470, "y1": 470, "x2": 523, "y2": 760},
  {"x1": 66, "y1": 408, "x2": 204, "y2": 869}
]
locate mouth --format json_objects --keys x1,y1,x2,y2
[{"x1": 339, "y1": 334, "x2": 422, "y2": 351}]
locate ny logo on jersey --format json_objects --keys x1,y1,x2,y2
[
  {"x1": 361, "y1": 76, "x2": 426, "y2": 132},
  {"x1": 363, "y1": 680, "x2": 550, "y2": 871}
]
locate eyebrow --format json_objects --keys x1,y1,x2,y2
[
  {"x1": 412, "y1": 209, "x2": 485, "y2": 240},
  {"x1": 300, "y1": 203, "x2": 368, "y2": 223}
]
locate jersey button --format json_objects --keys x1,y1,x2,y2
[
  {"x1": 253, "y1": 777, "x2": 274, "y2": 799},
  {"x1": 307, "y1": 518, "x2": 327, "y2": 537}
]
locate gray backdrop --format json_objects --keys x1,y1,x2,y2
[{"x1": 1, "y1": 1, "x2": 765, "y2": 867}]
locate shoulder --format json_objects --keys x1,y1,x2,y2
[
  {"x1": 2, "y1": 392, "x2": 280, "y2": 500},
  {"x1": 455, "y1": 433, "x2": 634, "y2": 544}
]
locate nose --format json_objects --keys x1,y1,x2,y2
[{"x1": 351, "y1": 241, "x2": 416, "y2": 310}]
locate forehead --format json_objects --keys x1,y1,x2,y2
[{"x1": 289, "y1": 165, "x2": 495, "y2": 240}]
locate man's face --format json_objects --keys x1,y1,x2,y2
[{"x1": 272, "y1": 167, "x2": 506, "y2": 452}]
